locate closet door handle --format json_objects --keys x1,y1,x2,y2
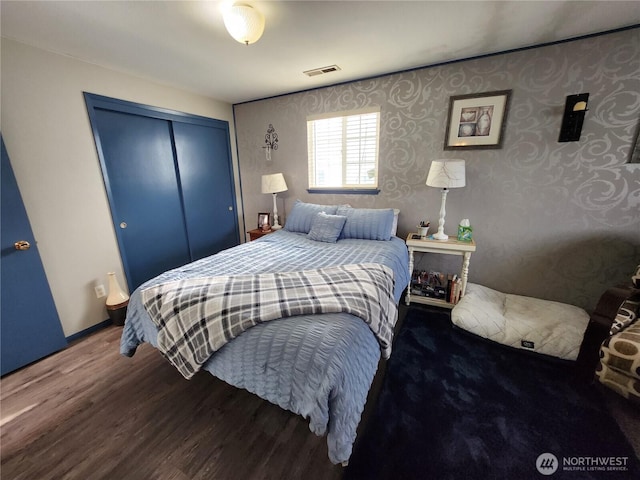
[{"x1": 120, "y1": 222, "x2": 128, "y2": 229}]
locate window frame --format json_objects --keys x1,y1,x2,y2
[{"x1": 306, "y1": 107, "x2": 381, "y2": 194}]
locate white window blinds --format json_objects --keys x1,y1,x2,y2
[{"x1": 307, "y1": 107, "x2": 380, "y2": 189}]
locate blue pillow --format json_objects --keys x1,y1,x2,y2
[
  {"x1": 336, "y1": 206, "x2": 395, "y2": 241},
  {"x1": 307, "y1": 212, "x2": 347, "y2": 243},
  {"x1": 284, "y1": 200, "x2": 339, "y2": 233}
]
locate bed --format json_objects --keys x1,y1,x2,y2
[{"x1": 120, "y1": 202, "x2": 410, "y2": 464}]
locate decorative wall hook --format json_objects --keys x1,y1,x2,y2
[
  {"x1": 559, "y1": 93, "x2": 589, "y2": 142},
  {"x1": 263, "y1": 124, "x2": 278, "y2": 161}
]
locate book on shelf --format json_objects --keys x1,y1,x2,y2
[
  {"x1": 447, "y1": 274, "x2": 456, "y2": 304},
  {"x1": 447, "y1": 275, "x2": 462, "y2": 304}
]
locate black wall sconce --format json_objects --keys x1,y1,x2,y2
[
  {"x1": 558, "y1": 93, "x2": 589, "y2": 142},
  {"x1": 263, "y1": 124, "x2": 278, "y2": 161}
]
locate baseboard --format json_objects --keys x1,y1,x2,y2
[{"x1": 65, "y1": 318, "x2": 113, "y2": 343}]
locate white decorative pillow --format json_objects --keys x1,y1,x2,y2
[{"x1": 307, "y1": 212, "x2": 347, "y2": 243}]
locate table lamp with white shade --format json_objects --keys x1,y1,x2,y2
[
  {"x1": 261, "y1": 173, "x2": 288, "y2": 230},
  {"x1": 426, "y1": 159, "x2": 466, "y2": 241}
]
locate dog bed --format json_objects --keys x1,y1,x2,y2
[{"x1": 452, "y1": 283, "x2": 589, "y2": 360}]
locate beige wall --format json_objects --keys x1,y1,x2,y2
[
  {"x1": 1, "y1": 38, "x2": 241, "y2": 336},
  {"x1": 235, "y1": 28, "x2": 640, "y2": 312}
]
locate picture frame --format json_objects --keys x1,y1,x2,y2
[
  {"x1": 258, "y1": 212, "x2": 271, "y2": 229},
  {"x1": 444, "y1": 90, "x2": 512, "y2": 150}
]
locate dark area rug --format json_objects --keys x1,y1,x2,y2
[{"x1": 345, "y1": 308, "x2": 639, "y2": 479}]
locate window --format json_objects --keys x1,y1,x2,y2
[{"x1": 307, "y1": 107, "x2": 380, "y2": 192}]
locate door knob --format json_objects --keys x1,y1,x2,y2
[{"x1": 14, "y1": 240, "x2": 31, "y2": 251}]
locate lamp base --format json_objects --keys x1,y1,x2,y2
[
  {"x1": 433, "y1": 188, "x2": 450, "y2": 241},
  {"x1": 271, "y1": 193, "x2": 283, "y2": 231}
]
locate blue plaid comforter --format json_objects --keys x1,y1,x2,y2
[
  {"x1": 120, "y1": 230, "x2": 410, "y2": 464},
  {"x1": 142, "y1": 263, "x2": 397, "y2": 379}
]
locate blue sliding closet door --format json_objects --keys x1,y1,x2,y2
[
  {"x1": 173, "y1": 122, "x2": 238, "y2": 259},
  {"x1": 85, "y1": 93, "x2": 239, "y2": 291},
  {"x1": 91, "y1": 109, "x2": 192, "y2": 289}
]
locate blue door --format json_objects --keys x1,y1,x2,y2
[
  {"x1": 90, "y1": 109, "x2": 192, "y2": 289},
  {"x1": 1, "y1": 137, "x2": 67, "y2": 376},
  {"x1": 85, "y1": 94, "x2": 239, "y2": 291},
  {"x1": 173, "y1": 122, "x2": 238, "y2": 259}
]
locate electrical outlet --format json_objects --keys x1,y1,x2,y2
[{"x1": 94, "y1": 284, "x2": 106, "y2": 298}]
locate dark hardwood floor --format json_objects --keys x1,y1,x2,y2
[
  {"x1": 0, "y1": 326, "x2": 344, "y2": 480},
  {"x1": 4, "y1": 314, "x2": 638, "y2": 480}
]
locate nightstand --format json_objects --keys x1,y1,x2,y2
[
  {"x1": 405, "y1": 233, "x2": 476, "y2": 308},
  {"x1": 247, "y1": 228, "x2": 274, "y2": 241}
]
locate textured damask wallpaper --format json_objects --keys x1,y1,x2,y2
[{"x1": 234, "y1": 28, "x2": 640, "y2": 312}]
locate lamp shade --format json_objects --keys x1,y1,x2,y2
[
  {"x1": 223, "y1": 4, "x2": 265, "y2": 45},
  {"x1": 426, "y1": 159, "x2": 466, "y2": 189},
  {"x1": 261, "y1": 173, "x2": 288, "y2": 194}
]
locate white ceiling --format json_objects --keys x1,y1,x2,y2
[{"x1": 2, "y1": 1, "x2": 639, "y2": 104}]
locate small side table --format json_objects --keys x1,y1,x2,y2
[
  {"x1": 247, "y1": 228, "x2": 274, "y2": 241},
  {"x1": 405, "y1": 234, "x2": 477, "y2": 309}
]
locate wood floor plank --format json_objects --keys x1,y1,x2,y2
[{"x1": 0, "y1": 326, "x2": 343, "y2": 480}]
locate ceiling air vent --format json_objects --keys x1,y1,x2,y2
[{"x1": 303, "y1": 65, "x2": 341, "y2": 77}]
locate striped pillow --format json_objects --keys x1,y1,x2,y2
[
  {"x1": 307, "y1": 212, "x2": 347, "y2": 243},
  {"x1": 284, "y1": 200, "x2": 339, "y2": 233},
  {"x1": 336, "y1": 206, "x2": 395, "y2": 241}
]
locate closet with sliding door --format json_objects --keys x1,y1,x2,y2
[{"x1": 85, "y1": 93, "x2": 239, "y2": 291}]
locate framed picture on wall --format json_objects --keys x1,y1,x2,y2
[
  {"x1": 444, "y1": 90, "x2": 512, "y2": 150},
  {"x1": 258, "y1": 212, "x2": 271, "y2": 229}
]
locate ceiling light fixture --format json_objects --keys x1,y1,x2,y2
[{"x1": 223, "y1": 3, "x2": 265, "y2": 45}]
